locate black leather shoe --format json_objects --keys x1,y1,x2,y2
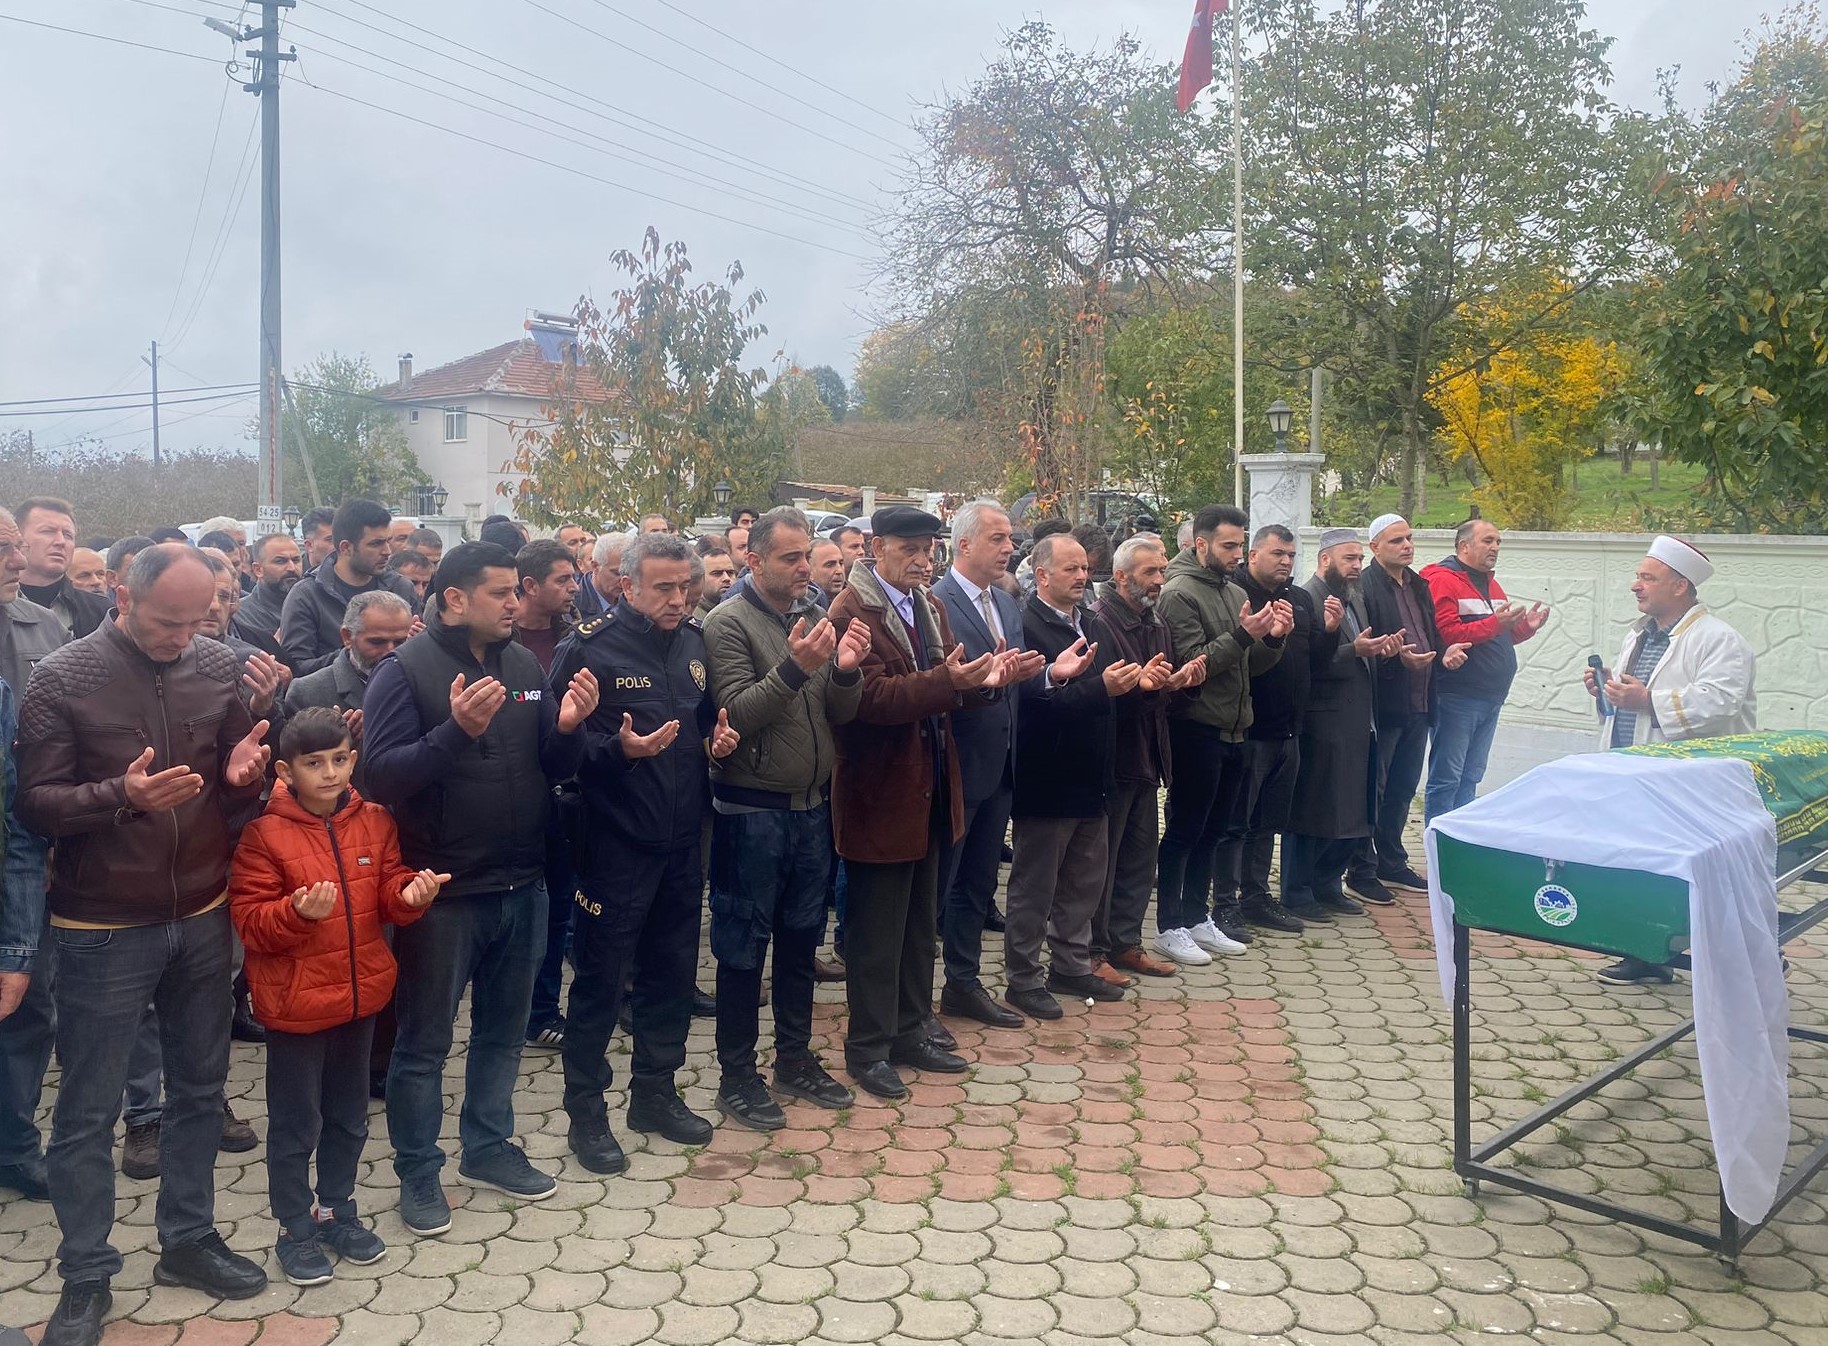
[
  {"x1": 889, "y1": 1039, "x2": 968, "y2": 1074},
  {"x1": 1283, "y1": 902, "x2": 1334, "y2": 926},
  {"x1": 153, "y1": 1231, "x2": 267, "y2": 1299},
  {"x1": 847, "y1": 1059, "x2": 908, "y2": 1100},
  {"x1": 0, "y1": 1152, "x2": 49, "y2": 1201},
  {"x1": 1346, "y1": 875, "x2": 1396, "y2": 906},
  {"x1": 41, "y1": 1280, "x2": 111, "y2": 1346},
  {"x1": 1242, "y1": 900, "x2": 1304, "y2": 933},
  {"x1": 983, "y1": 904, "x2": 1007, "y2": 933},
  {"x1": 230, "y1": 997, "x2": 266, "y2": 1044},
  {"x1": 690, "y1": 989, "x2": 718, "y2": 1018},
  {"x1": 941, "y1": 983, "x2": 1025, "y2": 1029},
  {"x1": 919, "y1": 1013, "x2": 957, "y2": 1051},
  {"x1": 1006, "y1": 985, "x2": 1062, "y2": 1020},
  {"x1": 1047, "y1": 971, "x2": 1124, "y2": 1003},
  {"x1": 627, "y1": 1092, "x2": 714, "y2": 1146},
  {"x1": 567, "y1": 1117, "x2": 628, "y2": 1175},
  {"x1": 1212, "y1": 902, "x2": 1252, "y2": 945}
]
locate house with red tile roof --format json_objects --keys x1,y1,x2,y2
[{"x1": 375, "y1": 317, "x2": 616, "y2": 524}]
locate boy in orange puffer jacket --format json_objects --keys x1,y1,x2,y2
[{"x1": 230, "y1": 707, "x2": 449, "y2": 1287}]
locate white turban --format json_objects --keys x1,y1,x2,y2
[
  {"x1": 1647, "y1": 535, "x2": 1714, "y2": 588},
  {"x1": 1368, "y1": 513, "x2": 1406, "y2": 543}
]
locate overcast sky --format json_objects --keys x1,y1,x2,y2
[{"x1": 0, "y1": 0, "x2": 1752, "y2": 456}]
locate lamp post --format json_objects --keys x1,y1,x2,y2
[
  {"x1": 1266, "y1": 398, "x2": 1294, "y2": 454},
  {"x1": 282, "y1": 504, "x2": 301, "y2": 532},
  {"x1": 431, "y1": 482, "x2": 449, "y2": 515},
  {"x1": 712, "y1": 479, "x2": 734, "y2": 511}
]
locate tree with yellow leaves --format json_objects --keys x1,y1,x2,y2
[{"x1": 1430, "y1": 278, "x2": 1625, "y2": 529}]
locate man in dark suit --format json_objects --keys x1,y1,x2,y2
[{"x1": 930, "y1": 503, "x2": 1052, "y2": 1029}]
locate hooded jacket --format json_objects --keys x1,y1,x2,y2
[
  {"x1": 230, "y1": 782, "x2": 426, "y2": 1034},
  {"x1": 1157, "y1": 548, "x2": 1282, "y2": 740}
]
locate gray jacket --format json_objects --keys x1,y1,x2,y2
[
  {"x1": 704, "y1": 582, "x2": 862, "y2": 810},
  {"x1": 0, "y1": 597, "x2": 69, "y2": 702}
]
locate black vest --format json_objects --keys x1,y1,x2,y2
[{"x1": 391, "y1": 619, "x2": 550, "y2": 896}]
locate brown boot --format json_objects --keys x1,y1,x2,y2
[
  {"x1": 219, "y1": 1101, "x2": 258, "y2": 1153},
  {"x1": 122, "y1": 1121, "x2": 160, "y2": 1180}
]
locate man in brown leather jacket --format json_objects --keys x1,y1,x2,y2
[{"x1": 17, "y1": 544, "x2": 274, "y2": 1346}]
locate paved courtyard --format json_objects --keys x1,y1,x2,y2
[{"x1": 9, "y1": 849, "x2": 1828, "y2": 1345}]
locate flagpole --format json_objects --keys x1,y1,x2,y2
[{"x1": 1231, "y1": 1, "x2": 1245, "y2": 507}]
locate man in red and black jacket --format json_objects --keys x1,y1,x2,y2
[{"x1": 1418, "y1": 518, "x2": 1548, "y2": 823}]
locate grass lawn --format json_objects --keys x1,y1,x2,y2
[{"x1": 1357, "y1": 457, "x2": 1708, "y2": 531}]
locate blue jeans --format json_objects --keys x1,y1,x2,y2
[
  {"x1": 387, "y1": 883, "x2": 547, "y2": 1181},
  {"x1": 0, "y1": 921, "x2": 55, "y2": 1167},
  {"x1": 1425, "y1": 693, "x2": 1503, "y2": 823},
  {"x1": 48, "y1": 907, "x2": 233, "y2": 1284}
]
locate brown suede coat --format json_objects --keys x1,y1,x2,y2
[{"x1": 827, "y1": 561, "x2": 966, "y2": 864}]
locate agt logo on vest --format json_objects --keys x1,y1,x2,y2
[
  {"x1": 510, "y1": 689, "x2": 542, "y2": 703},
  {"x1": 1533, "y1": 883, "x2": 1578, "y2": 929}
]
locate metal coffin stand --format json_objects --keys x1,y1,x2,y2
[{"x1": 1451, "y1": 845, "x2": 1828, "y2": 1270}]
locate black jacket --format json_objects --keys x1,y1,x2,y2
[
  {"x1": 361, "y1": 617, "x2": 581, "y2": 897},
  {"x1": 279, "y1": 557, "x2": 420, "y2": 676},
  {"x1": 1236, "y1": 573, "x2": 1341, "y2": 741},
  {"x1": 551, "y1": 606, "x2": 718, "y2": 855},
  {"x1": 1361, "y1": 560, "x2": 1442, "y2": 725},
  {"x1": 20, "y1": 578, "x2": 108, "y2": 640},
  {"x1": 1089, "y1": 583, "x2": 1177, "y2": 788},
  {"x1": 231, "y1": 579, "x2": 291, "y2": 659},
  {"x1": 1013, "y1": 596, "x2": 1116, "y2": 820}
]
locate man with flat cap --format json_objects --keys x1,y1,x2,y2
[
  {"x1": 827, "y1": 506, "x2": 1022, "y2": 1100},
  {"x1": 1584, "y1": 534, "x2": 1757, "y2": 985}
]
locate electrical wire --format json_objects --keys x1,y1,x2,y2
[
  {"x1": 298, "y1": 80, "x2": 874, "y2": 261},
  {"x1": 319, "y1": 0, "x2": 873, "y2": 216},
  {"x1": 158, "y1": 65, "x2": 237, "y2": 341},
  {"x1": 280, "y1": 23, "x2": 875, "y2": 238},
  {"x1": 0, "y1": 388, "x2": 261, "y2": 417},
  {"x1": 649, "y1": 0, "x2": 904, "y2": 129},
  {"x1": 522, "y1": 0, "x2": 897, "y2": 169},
  {"x1": 0, "y1": 381, "x2": 258, "y2": 410},
  {"x1": 0, "y1": 12, "x2": 219, "y2": 61},
  {"x1": 577, "y1": 0, "x2": 906, "y2": 149},
  {"x1": 163, "y1": 110, "x2": 261, "y2": 356}
]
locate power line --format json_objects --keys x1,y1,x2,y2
[
  {"x1": 299, "y1": 79, "x2": 874, "y2": 261},
  {"x1": 0, "y1": 381, "x2": 258, "y2": 410},
  {"x1": 0, "y1": 12, "x2": 220, "y2": 61},
  {"x1": 319, "y1": 0, "x2": 873, "y2": 216},
  {"x1": 279, "y1": 22, "x2": 875, "y2": 239},
  {"x1": 649, "y1": 0, "x2": 903, "y2": 129},
  {"x1": 164, "y1": 110, "x2": 261, "y2": 356},
  {"x1": 578, "y1": 0, "x2": 906, "y2": 147},
  {"x1": 158, "y1": 64, "x2": 238, "y2": 341},
  {"x1": 0, "y1": 389, "x2": 261, "y2": 418},
  {"x1": 522, "y1": 0, "x2": 897, "y2": 169}
]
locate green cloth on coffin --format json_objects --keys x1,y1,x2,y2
[{"x1": 1622, "y1": 730, "x2": 1828, "y2": 858}]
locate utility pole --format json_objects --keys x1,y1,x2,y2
[
  {"x1": 209, "y1": 2, "x2": 295, "y2": 535},
  {"x1": 146, "y1": 340, "x2": 161, "y2": 470}
]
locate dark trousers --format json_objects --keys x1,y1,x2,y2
[
  {"x1": 1240, "y1": 738, "x2": 1300, "y2": 907},
  {"x1": 710, "y1": 805, "x2": 830, "y2": 1081},
  {"x1": 939, "y1": 785, "x2": 1012, "y2": 992},
  {"x1": 387, "y1": 882, "x2": 546, "y2": 1180},
  {"x1": 1095, "y1": 783, "x2": 1159, "y2": 959},
  {"x1": 529, "y1": 795, "x2": 580, "y2": 1033},
  {"x1": 843, "y1": 843, "x2": 941, "y2": 1065},
  {"x1": 563, "y1": 837, "x2": 701, "y2": 1123},
  {"x1": 1370, "y1": 713, "x2": 1430, "y2": 876},
  {"x1": 1005, "y1": 815, "x2": 1108, "y2": 992},
  {"x1": 1283, "y1": 833, "x2": 1363, "y2": 910},
  {"x1": 1156, "y1": 721, "x2": 1248, "y2": 932},
  {"x1": 0, "y1": 921, "x2": 55, "y2": 1166},
  {"x1": 265, "y1": 1016, "x2": 375, "y2": 1235},
  {"x1": 48, "y1": 907, "x2": 233, "y2": 1284}
]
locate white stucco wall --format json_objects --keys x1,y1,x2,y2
[
  {"x1": 1299, "y1": 528, "x2": 1825, "y2": 786},
  {"x1": 395, "y1": 393, "x2": 541, "y2": 522}
]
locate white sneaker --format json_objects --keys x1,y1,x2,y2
[
  {"x1": 1151, "y1": 928, "x2": 1212, "y2": 966},
  {"x1": 1189, "y1": 918, "x2": 1248, "y2": 956}
]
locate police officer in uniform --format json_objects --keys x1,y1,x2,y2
[{"x1": 548, "y1": 532, "x2": 742, "y2": 1174}]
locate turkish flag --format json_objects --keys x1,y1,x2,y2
[{"x1": 1177, "y1": 0, "x2": 1227, "y2": 114}]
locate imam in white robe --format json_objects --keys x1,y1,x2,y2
[{"x1": 1599, "y1": 604, "x2": 1757, "y2": 748}]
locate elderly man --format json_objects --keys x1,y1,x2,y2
[
  {"x1": 388, "y1": 518, "x2": 416, "y2": 554},
  {"x1": 1419, "y1": 519, "x2": 1549, "y2": 821},
  {"x1": 638, "y1": 513, "x2": 673, "y2": 535},
  {"x1": 15, "y1": 498, "x2": 110, "y2": 639},
  {"x1": 586, "y1": 531, "x2": 632, "y2": 613},
  {"x1": 1356, "y1": 514, "x2": 1468, "y2": 899},
  {"x1": 1584, "y1": 535, "x2": 1756, "y2": 986},
  {"x1": 19, "y1": 545, "x2": 275, "y2": 1339},
  {"x1": 284, "y1": 591, "x2": 414, "y2": 784},
  {"x1": 0, "y1": 510, "x2": 57, "y2": 1207},
  {"x1": 704, "y1": 508, "x2": 868, "y2": 1128},
  {"x1": 931, "y1": 502, "x2": 1052, "y2": 1029},
  {"x1": 550, "y1": 534, "x2": 738, "y2": 1171},
  {"x1": 1005, "y1": 534, "x2": 1156, "y2": 1019},
  {"x1": 67, "y1": 549, "x2": 108, "y2": 596},
  {"x1": 1153, "y1": 505, "x2": 1292, "y2": 964},
  {"x1": 1090, "y1": 536, "x2": 1206, "y2": 980},
  {"x1": 1283, "y1": 530, "x2": 1404, "y2": 923},
  {"x1": 829, "y1": 507, "x2": 1018, "y2": 1099},
  {"x1": 1235, "y1": 524, "x2": 1344, "y2": 935}
]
